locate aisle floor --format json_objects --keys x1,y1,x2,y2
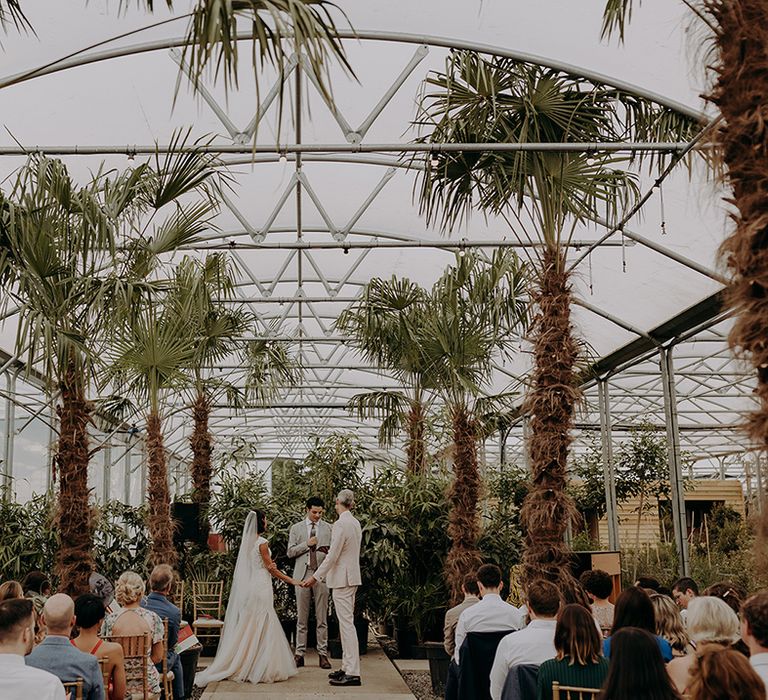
[{"x1": 199, "y1": 646, "x2": 416, "y2": 699}]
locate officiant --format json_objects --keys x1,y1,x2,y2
[{"x1": 287, "y1": 496, "x2": 333, "y2": 669}]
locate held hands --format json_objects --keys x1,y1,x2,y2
[{"x1": 301, "y1": 576, "x2": 318, "y2": 588}]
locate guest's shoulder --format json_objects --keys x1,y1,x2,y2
[{"x1": 23, "y1": 662, "x2": 63, "y2": 685}]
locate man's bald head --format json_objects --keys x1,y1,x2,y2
[{"x1": 42, "y1": 593, "x2": 75, "y2": 635}]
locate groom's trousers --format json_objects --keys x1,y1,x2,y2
[
  {"x1": 332, "y1": 585, "x2": 360, "y2": 677},
  {"x1": 295, "y1": 570, "x2": 329, "y2": 656}
]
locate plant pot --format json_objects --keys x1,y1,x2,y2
[
  {"x1": 423, "y1": 641, "x2": 450, "y2": 695},
  {"x1": 394, "y1": 621, "x2": 421, "y2": 659},
  {"x1": 327, "y1": 617, "x2": 369, "y2": 659},
  {"x1": 180, "y1": 643, "x2": 202, "y2": 698}
]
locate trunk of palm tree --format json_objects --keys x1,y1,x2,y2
[
  {"x1": 54, "y1": 358, "x2": 94, "y2": 596},
  {"x1": 520, "y1": 249, "x2": 579, "y2": 589},
  {"x1": 445, "y1": 405, "x2": 483, "y2": 604},
  {"x1": 405, "y1": 399, "x2": 427, "y2": 474},
  {"x1": 190, "y1": 389, "x2": 213, "y2": 545},
  {"x1": 146, "y1": 412, "x2": 177, "y2": 567},
  {"x1": 708, "y1": 1, "x2": 768, "y2": 562}
]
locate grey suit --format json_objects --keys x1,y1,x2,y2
[
  {"x1": 26, "y1": 635, "x2": 104, "y2": 700},
  {"x1": 287, "y1": 518, "x2": 332, "y2": 656}
]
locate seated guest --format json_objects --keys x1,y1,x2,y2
[
  {"x1": 26, "y1": 594, "x2": 103, "y2": 700},
  {"x1": 21, "y1": 571, "x2": 51, "y2": 615},
  {"x1": 651, "y1": 594, "x2": 692, "y2": 657},
  {"x1": 667, "y1": 596, "x2": 741, "y2": 694},
  {"x1": 454, "y1": 564, "x2": 523, "y2": 664},
  {"x1": 603, "y1": 586, "x2": 673, "y2": 662},
  {"x1": 703, "y1": 581, "x2": 746, "y2": 616},
  {"x1": 72, "y1": 594, "x2": 126, "y2": 700},
  {"x1": 598, "y1": 627, "x2": 681, "y2": 700},
  {"x1": 102, "y1": 571, "x2": 163, "y2": 698},
  {"x1": 635, "y1": 576, "x2": 662, "y2": 594},
  {"x1": 536, "y1": 604, "x2": 609, "y2": 700},
  {"x1": 489, "y1": 579, "x2": 561, "y2": 700},
  {"x1": 0, "y1": 580, "x2": 24, "y2": 601},
  {"x1": 687, "y1": 645, "x2": 765, "y2": 700},
  {"x1": 141, "y1": 564, "x2": 184, "y2": 699},
  {"x1": 0, "y1": 598, "x2": 65, "y2": 700},
  {"x1": 444, "y1": 572, "x2": 480, "y2": 657},
  {"x1": 580, "y1": 569, "x2": 615, "y2": 635},
  {"x1": 742, "y1": 590, "x2": 768, "y2": 688}
]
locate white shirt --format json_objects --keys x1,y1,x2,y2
[
  {"x1": 750, "y1": 652, "x2": 768, "y2": 690},
  {"x1": 305, "y1": 518, "x2": 316, "y2": 539},
  {"x1": 453, "y1": 593, "x2": 524, "y2": 663},
  {"x1": 0, "y1": 653, "x2": 66, "y2": 700},
  {"x1": 489, "y1": 619, "x2": 558, "y2": 700}
]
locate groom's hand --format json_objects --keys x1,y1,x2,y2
[{"x1": 302, "y1": 576, "x2": 318, "y2": 588}]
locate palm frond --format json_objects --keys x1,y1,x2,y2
[
  {"x1": 0, "y1": 0, "x2": 32, "y2": 34},
  {"x1": 601, "y1": 0, "x2": 635, "y2": 42},
  {"x1": 346, "y1": 390, "x2": 409, "y2": 448},
  {"x1": 180, "y1": 0, "x2": 353, "y2": 106},
  {"x1": 242, "y1": 339, "x2": 300, "y2": 404}
]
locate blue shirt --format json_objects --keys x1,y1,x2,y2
[
  {"x1": 142, "y1": 592, "x2": 181, "y2": 654},
  {"x1": 603, "y1": 634, "x2": 674, "y2": 662},
  {"x1": 26, "y1": 635, "x2": 103, "y2": 700}
]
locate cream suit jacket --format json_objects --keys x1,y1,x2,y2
[{"x1": 313, "y1": 510, "x2": 362, "y2": 589}]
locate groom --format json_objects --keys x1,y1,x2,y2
[
  {"x1": 302, "y1": 489, "x2": 363, "y2": 687},
  {"x1": 287, "y1": 496, "x2": 332, "y2": 669}
]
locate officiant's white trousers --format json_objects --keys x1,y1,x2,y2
[{"x1": 332, "y1": 585, "x2": 360, "y2": 677}]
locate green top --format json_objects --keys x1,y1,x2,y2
[{"x1": 537, "y1": 655, "x2": 610, "y2": 700}]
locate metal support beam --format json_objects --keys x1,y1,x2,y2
[
  {"x1": 598, "y1": 379, "x2": 620, "y2": 550},
  {"x1": 103, "y1": 443, "x2": 112, "y2": 504},
  {"x1": 2, "y1": 371, "x2": 16, "y2": 497},
  {"x1": 659, "y1": 346, "x2": 690, "y2": 577}
]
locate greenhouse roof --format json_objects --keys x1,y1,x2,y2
[{"x1": 0, "y1": 0, "x2": 759, "y2": 496}]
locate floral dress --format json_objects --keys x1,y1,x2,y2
[{"x1": 102, "y1": 607, "x2": 163, "y2": 697}]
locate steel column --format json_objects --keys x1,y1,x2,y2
[
  {"x1": 103, "y1": 443, "x2": 112, "y2": 504},
  {"x1": 2, "y1": 371, "x2": 17, "y2": 498},
  {"x1": 659, "y1": 346, "x2": 690, "y2": 576},
  {"x1": 598, "y1": 378, "x2": 620, "y2": 551}
]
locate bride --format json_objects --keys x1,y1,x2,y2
[{"x1": 195, "y1": 510, "x2": 300, "y2": 686}]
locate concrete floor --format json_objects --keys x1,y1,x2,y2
[{"x1": 200, "y1": 647, "x2": 416, "y2": 699}]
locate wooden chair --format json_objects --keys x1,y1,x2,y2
[
  {"x1": 160, "y1": 618, "x2": 175, "y2": 700},
  {"x1": 552, "y1": 682, "x2": 600, "y2": 700},
  {"x1": 172, "y1": 579, "x2": 185, "y2": 618},
  {"x1": 106, "y1": 632, "x2": 156, "y2": 700},
  {"x1": 98, "y1": 657, "x2": 110, "y2": 695},
  {"x1": 191, "y1": 581, "x2": 224, "y2": 647},
  {"x1": 61, "y1": 678, "x2": 84, "y2": 700}
]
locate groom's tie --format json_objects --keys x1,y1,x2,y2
[{"x1": 309, "y1": 523, "x2": 318, "y2": 570}]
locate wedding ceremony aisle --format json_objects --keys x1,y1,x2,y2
[{"x1": 199, "y1": 647, "x2": 417, "y2": 699}]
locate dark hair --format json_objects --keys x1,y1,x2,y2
[
  {"x1": 476, "y1": 564, "x2": 502, "y2": 589},
  {"x1": 306, "y1": 496, "x2": 325, "y2": 510},
  {"x1": 0, "y1": 598, "x2": 34, "y2": 644},
  {"x1": 742, "y1": 591, "x2": 768, "y2": 648},
  {"x1": 560, "y1": 579, "x2": 592, "y2": 611},
  {"x1": 580, "y1": 569, "x2": 614, "y2": 600},
  {"x1": 527, "y1": 579, "x2": 562, "y2": 618},
  {"x1": 74, "y1": 594, "x2": 106, "y2": 630},
  {"x1": 254, "y1": 510, "x2": 267, "y2": 534},
  {"x1": 672, "y1": 577, "x2": 699, "y2": 596},
  {"x1": 21, "y1": 571, "x2": 50, "y2": 595},
  {"x1": 612, "y1": 586, "x2": 656, "y2": 635},
  {"x1": 703, "y1": 581, "x2": 745, "y2": 615},
  {"x1": 462, "y1": 573, "x2": 480, "y2": 597},
  {"x1": 555, "y1": 604, "x2": 602, "y2": 666},
  {"x1": 598, "y1": 627, "x2": 681, "y2": 700},
  {"x1": 636, "y1": 576, "x2": 662, "y2": 592},
  {"x1": 688, "y1": 645, "x2": 765, "y2": 700}
]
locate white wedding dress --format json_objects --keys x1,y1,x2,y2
[{"x1": 195, "y1": 512, "x2": 297, "y2": 686}]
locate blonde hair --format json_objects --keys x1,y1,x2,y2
[
  {"x1": 687, "y1": 596, "x2": 741, "y2": 644},
  {"x1": 115, "y1": 572, "x2": 145, "y2": 606},
  {"x1": 651, "y1": 594, "x2": 690, "y2": 653}
]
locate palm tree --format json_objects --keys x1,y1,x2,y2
[
  {"x1": 602, "y1": 0, "x2": 768, "y2": 558},
  {"x1": 421, "y1": 250, "x2": 528, "y2": 602},
  {"x1": 336, "y1": 278, "x2": 434, "y2": 474},
  {"x1": 415, "y1": 52, "x2": 700, "y2": 588},
  {"x1": 175, "y1": 253, "x2": 300, "y2": 543},
  {"x1": 0, "y1": 155, "x2": 186, "y2": 594}
]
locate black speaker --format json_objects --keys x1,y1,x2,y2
[{"x1": 172, "y1": 502, "x2": 201, "y2": 544}]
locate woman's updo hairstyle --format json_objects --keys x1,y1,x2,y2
[{"x1": 115, "y1": 571, "x2": 145, "y2": 606}]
